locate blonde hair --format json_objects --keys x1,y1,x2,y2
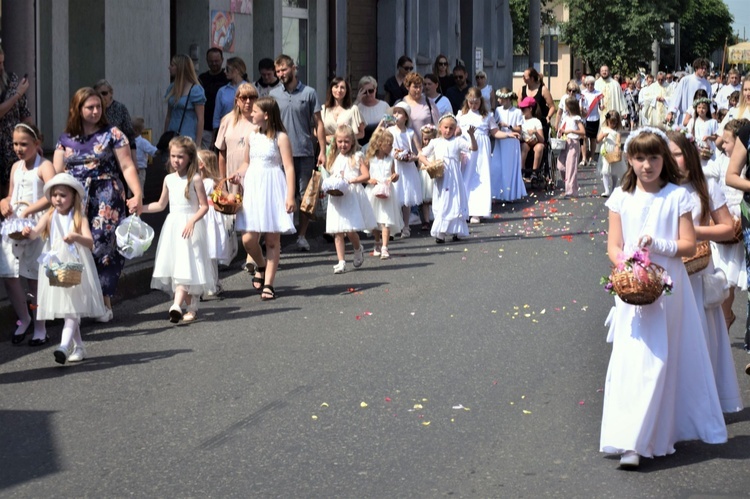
[
  {"x1": 460, "y1": 87, "x2": 488, "y2": 116},
  {"x1": 166, "y1": 54, "x2": 200, "y2": 103},
  {"x1": 231, "y1": 82, "x2": 259, "y2": 125},
  {"x1": 326, "y1": 124, "x2": 359, "y2": 171},
  {"x1": 197, "y1": 149, "x2": 220, "y2": 182},
  {"x1": 41, "y1": 186, "x2": 84, "y2": 240},
  {"x1": 365, "y1": 128, "x2": 394, "y2": 164},
  {"x1": 169, "y1": 136, "x2": 200, "y2": 198}
]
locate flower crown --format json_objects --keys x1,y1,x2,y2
[
  {"x1": 666, "y1": 124, "x2": 695, "y2": 142},
  {"x1": 624, "y1": 126, "x2": 670, "y2": 153},
  {"x1": 495, "y1": 90, "x2": 515, "y2": 100},
  {"x1": 693, "y1": 97, "x2": 712, "y2": 108},
  {"x1": 420, "y1": 123, "x2": 437, "y2": 133}
]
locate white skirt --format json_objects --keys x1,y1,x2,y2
[
  {"x1": 151, "y1": 212, "x2": 215, "y2": 295},
  {"x1": 420, "y1": 169, "x2": 434, "y2": 202},
  {"x1": 0, "y1": 236, "x2": 44, "y2": 279},
  {"x1": 365, "y1": 182, "x2": 404, "y2": 232},
  {"x1": 236, "y1": 163, "x2": 296, "y2": 234},
  {"x1": 326, "y1": 183, "x2": 377, "y2": 233},
  {"x1": 204, "y1": 206, "x2": 234, "y2": 265},
  {"x1": 711, "y1": 241, "x2": 747, "y2": 290},
  {"x1": 392, "y1": 160, "x2": 423, "y2": 207}
]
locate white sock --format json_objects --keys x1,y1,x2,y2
[
  {"x1": 60, "y1": 316, "x2": 79, "y2": 351},
  {"x1": 602, "y1": 174, "x2": 612, "y2": 194}
]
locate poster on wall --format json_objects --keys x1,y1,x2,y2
[
  {"x1": 211, "y1": 10, "x2": 236, "y2": 53},
  {"x1": 230, "y1": 0, "x2": 253, "y2": 15}
]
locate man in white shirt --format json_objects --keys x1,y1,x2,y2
[
  {"x1": 666, "y1": 57, "x2": 712, "y2": 126},
  {"x1": 581, "y1": 76, "x2": 603, "y2": 164},
  {"x1": 715, "y1": 69, "x2": 741, "y2": 111}
]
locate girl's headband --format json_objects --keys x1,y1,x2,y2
[
  {"x1": 420, "y1": 123, "x2": 437, "y2": 133},
  {"x1": 14, "y1": 123, "x2": 38, "y2": 141},
  {"x1": 438, "y1": 113, "x2": 456, "y2": 124},
  {"x1": 624, "y1": 126, "x2": 670, "y2": 153},
  {"x1": 495, "y1": 90, "x2": 515, "y2": 99},
  {"x1": 693, "y1": 97, "x2": 712, "y2": 107}
]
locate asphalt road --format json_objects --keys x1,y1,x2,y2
[{"x1": 2, "y1": 166, "x2": 750, "y2": 498}]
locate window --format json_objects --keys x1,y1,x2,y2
[{"x1": 282, "y1": 1, "x2": 309, "y2": 82}]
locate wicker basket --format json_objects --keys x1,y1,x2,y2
[
  {"x1": 327, "y1": 189, "x2": 344, "y2": 196},
  {"x1": 716, "y1": 217, "x2": 742, "y2": 245},
  {"x1": 420, "y1": 159, "x2": 445, "y2": 179},
  {"x1": 45, "y1": 262, "x2": 83, "y2": 288},
  {"x1": 682, "y1": 240, "x2": 711, "y2": 275},
  {"x1": 610, "y1": 262, "x2": 667, "y2": 305},
  {"x1": 5, "y1": 201, "x2": 32, "y2": 240},
  {"x1": 604, "y1": 147, "x2": 622, "y2": 164},
  {"x1": 699, "y1": 146, "x2": 713, "y2": 160},
  {"x1": 211, "y1": 178, "x2": 243, "y2": 215}
]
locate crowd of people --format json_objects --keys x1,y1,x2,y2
[{"x1": 2, "y1": 44, "x2": 750, "y2": 472}]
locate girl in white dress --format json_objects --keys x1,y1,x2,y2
[
  {"x1": 198, "y1": 149, "x2": 233, "y2": 296},
  {"x1": 667, "y1": 130, "x2": 743, "y2": 413},
  {"x1": 143, "y1": 136, "x2": 214, "y2": 323},
  {"x1": 597, "y1": 111, "x2": 626, "y2": 197},
  {"x1": 704, "y1": 118, "x2": 750, "y2": 328},
  {"x1": 388, "y1": 102, "x2": 421, "y2": 238},
  {"x1": 418, "y1": 125, "x2": 437, "y2": 229},
  {"x1": 458, "y1": 87, "x2": 521, "y2": 221},
  {"x1": 1, "y1": 124, "x2": 53, "y2": 345},
  {"x1": 23, "y1": 174, "x2": 106, "y2": 364},
  {"x1": 232, "y1": 97, "x2": 296, "y2": 300},
  {"x1": 687, "y1": 97, "x2": 718, "y2": 166},
  {"x1": 601, "y1": 128, "x2": 727, "y2": 469},
  {"x1": 325, "y1": 124, "x2": 376, "y2": 274},
  {"x1": 365, "y1": 128, "x2": 401, "y2": 259},
  {"x1": 418, "y1": 115, "x2": 477, "y2": 243},
  {"x1": 490, "y1": 88, "x2": 525, "y2": 201}
]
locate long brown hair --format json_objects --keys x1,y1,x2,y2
[
  {"x1": 254, "y1": 96, "x2": 287, "y2": 138},
  {"x1": 65, "y1": 87, "x2": 108, "y2": 136},
  {"x1": 667, "y1": 131, "x2": 710, "y2": 224},
  {"x1": 166, "y1": 54, "x2": 200, "y2": 103},
  {"x1": 621, "y1": 130, "x2": 682, "y2": 192},
  {"x1": 324, "y1": 77, "x2": 353, "y2": 109}
]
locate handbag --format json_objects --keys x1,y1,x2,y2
[
  {"x1": 702, "y1": 269, "x2": 729, "y2": 308},
  {"x1": 300, "y1": 168, "x2": 322, "y2": 217},
  {"x1": 157, "y1": 83, "x2": 195, "y2": 151},
  {"x1": 604, "y1": 133, "x2": 622, "y2": 163}
]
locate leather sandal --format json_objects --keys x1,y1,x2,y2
[
  {"x1": 261, "y1": 285, "x2": 276, "y2": 301},
  {"x1": 252, "y1": 266, "x2": 266, "y2": 291}
]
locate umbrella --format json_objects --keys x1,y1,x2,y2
[{"x1": 727, "y1": 42, "x2": 750, "y2": 65}]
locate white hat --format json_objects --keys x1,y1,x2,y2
[
  {"x1": 44, "y1": 173, "x2": 86, "y2": 202},
  {"x1": 392, "y1": 101, "x2": 412, "y2": 118}
]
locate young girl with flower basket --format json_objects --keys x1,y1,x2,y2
[
  {"x1": 667, "y1": 130, "x2": 742, "y2": 414},
  {"x1": 601, "y1": 127, "x2": 727, "y2": 469},
  {"x1": 686, "y1": 96, "x2": 718, "y2": 166},
  {"x1": 22, "y1": 174, "x2": 107, "y2": 364}
]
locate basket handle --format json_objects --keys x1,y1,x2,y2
[
  {"x1": 217, "y1": 177, "x2": 243, "y2": 195},
  {"x1": 11, "y1": 200, "x2": 30, "y2": 218}
]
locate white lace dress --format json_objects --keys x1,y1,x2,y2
[
  {"x1": 0, "y1": 157, "x2": 45, "y2": 279},
  {"x1": 151, "y1": 173, "x2": 215, "y2": 295},
  {"x1": 325, "y1": 152, "x2": 377, "y2": 233},
  {"x1": 236, "y1": 132, "x2": 296, "y2": 234},
  {"x1": 36, "y1": 211, "x2": 106, "y2": 320},
  {"x1": 457, "y1": 110, "x2": 495, "y2": 217},
  {"x1": 365, "y1": 155, "x2": 403, "y2": 231},
  {"x1": 421, "y1": 137, "x2": 470, "y2": 238}
]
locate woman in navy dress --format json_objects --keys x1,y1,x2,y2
[{"x1": 53, "y1": 87, "x2": 143, "y2": 322}]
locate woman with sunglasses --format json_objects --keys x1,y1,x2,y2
[
  {"x1": 383, "y1": 56, "x2": 413, "y2": 106},
  {"x1": 94, "y1": 80, "x2": 138, "y2": 163},
  {"x1": 475, "y1": 71, "x2": 495, "y2": 110},
  {"x1": 431, "y1": 54, "x2": 455, "y2": 94},
  {"x1": 554, "y1": 81, "x2": 584, "y2": 135},
  {"x1": 355, "y1": 75, "x2": 390, "y2": 146},
  {"x1": 213, "y1": 57, "x2": 249, "y2": 131}
]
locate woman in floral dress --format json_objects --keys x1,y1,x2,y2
[{"x1": 53, "y1": 87, "x2": 143, "y2": 322}]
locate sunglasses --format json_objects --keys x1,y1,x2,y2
[
  {"x1": 476, "y1": 75, "x2": 486, "y2": 79},
  {"x1": 438, "y1": 61, "x2": 448, "y2": 66},
  {"x1": 100, "y1": 91, "x2": 110, "y2": 96},
  {"x1": 364, "y1": 88, "x2": 376, "y2": 94},
  {"x1": 238, "y1": 95, "x2": 258, "y2": 101},
  {"x1": 402, "y1": 66, "x2": 414, "y2": 71}
]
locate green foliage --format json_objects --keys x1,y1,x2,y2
[
  {"x1": 560, "y1": 0, "x2": 679, "y2": 74},
  {"x1": 509, "y1": 0, "x2": 556, "y2": 55},
  {"x1": 677, "y1": 0, "x2": 734, "y2": 64}
]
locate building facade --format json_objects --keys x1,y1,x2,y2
[{"x1": 1, "y1": 0, "x2": 512, "y2": 150}]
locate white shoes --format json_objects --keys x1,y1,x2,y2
[
  {"x1": 68, "y1": 345, "x2": 87, "y2": 362},
  {"x1": 380, "y1": 246, "x2": 390, "y2": 260},
  {"x1": 372, "y1": 245, "x2": 381, "y2": 257},
  {"x1": 95, "y1": 308, "x2": 113, "y2": 323},
  {"x1": 296, "y1": 236, "x2": 310, "y2": 251},
  {"x1": 333, "y1": 261, "x2": 346, "y2": 274},
  {"x1": 400, "y1": 227, "x2": 410, "y2": 239},
  {"x1": 619, "y1": 451, "x2": 640, "y2": 468},
  {"x1": 469, "y1": 216, "x2": 481, "y2": 224},
  {"x1": 353, "y1": 246, "x2": 364, "y2": 268}
]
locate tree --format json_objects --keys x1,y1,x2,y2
[
  {"x1": 560, "y1": 0, "x2": 685, "y2": 74},
  {"x1": 676, "y1": 0, "x2": 734, "y2": 65},
  {"x1": 509, "y1": 0, "x2": 555, "y2": 55}
]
